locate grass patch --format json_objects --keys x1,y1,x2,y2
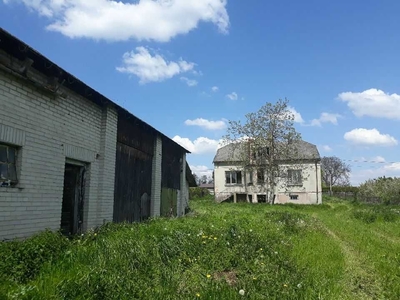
[{"x1": 1, "y1": 197, "x2": 400, "y2": 299}]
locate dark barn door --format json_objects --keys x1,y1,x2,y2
[
  {"x1": 113, "y1": 143, "x2": 153, "y2": 223},
  {"x1": 61, "y1": 163, "x2": 85, "y2": 235}
]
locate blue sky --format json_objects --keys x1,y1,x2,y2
[{"x1": 1, "y1": 0, "x2": 400, "y2": 185}]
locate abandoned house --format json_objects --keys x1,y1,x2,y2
[
  {"x1": 0, "y1": 28, "x2": 196, "y2": 240},
  {"x1": 213, "y1": 140, "x2": 322, "y2": 204}
]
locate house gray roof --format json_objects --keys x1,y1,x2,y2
[{"x1": 213, "y1": 140, "x2": 320, "y2": 163}]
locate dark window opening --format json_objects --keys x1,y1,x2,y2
[
  {"x1": 290, "y1": 195, "x2": 299, "y2": 200},
  {"x1": 225, "y1": 171, "x2": 242, "y2": 184},
  {"x1": 288, "y1": 169, "x2": 302, "y2": 186},
  {"x1": 0, "y1": 143, "x2": 18, "y2": 187},
  {"x1": 248, "y1": 194, "x2": 253, "y2": 202},
  {"x1": 237, "y1": 193, "x2": 247, "y2": 202},
  {"x1": 257, "y1": 194, "x2": 267, "y2": 203},
  {"x1": 257, "y1": 168, "x2": 265, "y2": 183},
  {"x1": 61, "y1": 163, "x2": 86, "y2": 236}
]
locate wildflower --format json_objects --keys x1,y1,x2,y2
[
  {"x1": 259, "y1": 248, "x2": 263, "y2": 251},
  {"x1": 202, "y1": 235, "x2": 207, "y2": 239},
  {"x1": 94, "y1": 233, "x2": 97, "y2": 236},
  {"x1": 203, "y1": 241, "x2": 206, "y2": 244},
  {"x1": 206, "y1": 274, "x2": 211, "y2": 278},
  {"x1": 297, "y1": 283, "x2": 302, "y2": 288},
  {"x1": 239, "y1": 289, "x2": 245, "y2": 296},
  {"x1": 261, "y1": 262, "x2": 264, "y2": 265},
  {"x1": 253, "y1": 277, "x2": 257, "y2": 280},
  {"x1": 214, "y1": 237, "x2": 217, "y2": 240},
  {"x1": 274, "y1": 251, "x2": 278, "y2": 255},
  {"x1": 249, "y1": 229, "x2": 253, "y2": 232},
  {"x1": 196, "y1": 293, "x2": 200, "y2": 297},
  {"x1": 284, "y1": 284, "x2": 288, "y2": 287}
]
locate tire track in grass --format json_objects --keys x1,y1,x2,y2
[
  {"x1": 372, "y1": 230, "x2": 400, "y2": 245},
  {"x1": 315, "y1": 217, "x2": 383, "y2": 300}
]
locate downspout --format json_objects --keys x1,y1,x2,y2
[{"x1": 315, "y1": 161, "x2": 319, "y2": 204}]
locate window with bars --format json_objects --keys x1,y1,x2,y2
[
  {"x1": 287, "y1": 169, "x2": 302, "y2": 186},
  {"x1": 0, "y1": 144, "x2": 18, "y2": 186}
]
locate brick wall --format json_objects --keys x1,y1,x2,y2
[{"x1": 0, "y1": 52, "x2": 118, "y2": 239}]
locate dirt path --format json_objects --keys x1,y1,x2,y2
[{"x1": 314, "y1": 215, "x2": 383, "y2": 300}]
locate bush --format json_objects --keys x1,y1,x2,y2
[
  {"x1": 358, "y1": 177, "x2": 400, "y2": 204},
  {"x1": 0, "y1": 230, "x2": 70, "y2": 284},
  {"x1": 189, "y1": 187, "x2": 210, "y2": 199}
]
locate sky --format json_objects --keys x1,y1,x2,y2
[{"x1": 1, "y1": 0, "x2": 400, "y2": 185}]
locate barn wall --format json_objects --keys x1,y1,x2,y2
[{"x1": 0, "y1": 54, "x2": 117, "y2": 240}]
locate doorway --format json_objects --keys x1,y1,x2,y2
[{"x1": 61, "y1": 163, "x2": 86, "y2": 236}]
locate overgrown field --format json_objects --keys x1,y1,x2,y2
[{"x1": 1, "y1": 197, "x2": 400, "y2": 299}]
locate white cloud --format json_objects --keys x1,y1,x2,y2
[
  {"x1": 172, "y1": 136, "x2": 220, "y2": 154},
  {"x1": 344, "y1": 128, "x2": 398, "y2": 147},
  {"x1": 9, "y1": 0, "x2": 230, "y2": 42},
  {"x1": 311, "y1": 112, "x2": 341, "y2": 127},
  {"x1": 180, "y1": 77, "x2": 198, "y2": 87},
  {"x1": 190, "y1": 165, "x2": 213, "y2": 178},
  {"x1": 338, "y1": 89, "x2": 400, "y2": 120},
  {"x1": 351, "y1": 162, "x2": 400, "y2": 185},
  {"x1": 116, "y1": 47, "x2": 195, "y2": 84},
  {"x1": 372, "y1": 156, "x2": 386, "y2": 163},
  {"x1": 287, "y1": 106, "x2": 304, "y2": 123},
  {"x1": 211, "y1": 86, "x2": 219, "y2": 92},
  {"x1": 184, "y1": 118, "x2": 226, "y2": 130},
  {"x1": 226, "y1": 92, "x2": 238, "y2": 100},
  {"x1": 320, "y1": 145, "x2": 332, "y2": 152}
]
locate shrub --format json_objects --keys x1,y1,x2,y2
[
  {"x1": 0, "y1": 230, "x2": 70, "y2": 284},
  {"x1": 358, "y1": 176, "x2": 400, "y2": 204},
  {"x1": 189, "y1": 187, "x2": 210, "y2": 199}
]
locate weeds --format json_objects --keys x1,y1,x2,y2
[{"x1": 1, "y1": 198, "x2": 400, "y2": 299}]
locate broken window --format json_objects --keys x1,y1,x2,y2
[
  {"x1": 287, "y1": 169, "x2": 302, "y2": 186},
  {"x1": 257, "y1": 168, "x2": 265, "y2": 183},
  {"x1": 290, "y1": 194, "x2": 299, "y2": 200},
  {"x1": 225, "y1": 171, "x2": 242, "y2": 185},
  {"x1": 0, "y1": 143, "x2": 18, "y2": 187}
]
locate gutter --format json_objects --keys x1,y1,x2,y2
[{"x1": 315, "y1": 160, "x2": 319, "y2": 204}]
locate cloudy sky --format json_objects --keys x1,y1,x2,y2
[{"x1": 1, "y1": 0, "x2": 400, "y2": 185}]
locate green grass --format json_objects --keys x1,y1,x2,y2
[{"x1": 1, "y1": 197, "x2": 400, "y2": 299}]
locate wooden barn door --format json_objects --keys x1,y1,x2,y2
[{"x1": 113, "y1": 143, "x2": 152, "y2": 223}]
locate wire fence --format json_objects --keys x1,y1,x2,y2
[{"x1": 323, "y1": 192, "x2": 400, "y2": 205}]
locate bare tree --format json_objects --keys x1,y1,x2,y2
[
  {"x1": 321, "y1": 156, "x2": 351, "y2": 194},
  {"x1": 223, "y1": 98, "x2": 304, "y2": 204}
]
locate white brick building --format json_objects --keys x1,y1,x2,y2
[{"x1": 0, "y1": 28, "x2": 196, "y2": 240}]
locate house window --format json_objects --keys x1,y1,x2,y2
[
  {"x1": 0, "y1": 143, "x2": 18, "y2": 186},
  {"x1": 288, "y1": 169, "x2": 302, "y2": 186},
  {"x1": 290, "y1": 195, "x2": 299, "y2": 200},
  {"x1": 225, "y1": 171, "x2": 242, "y2": 185},
  {"x1": 248, "y1": 170, "x2": 253, "y2": 185},
  {"x1": 252, "y1": 147, "x2": 270, "y2": 160},
  {"x1": 257, "y1": 168, "x2": 265, "y2": 183}
]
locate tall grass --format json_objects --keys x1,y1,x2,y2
[{"x1": 1, "y1": 198, "x2": 399, "y2": 299}]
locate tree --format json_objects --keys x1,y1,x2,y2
[
  {"x1": 193, "y1": 173, "x2": 199, "y2": 185},
  {"x1": 223, "y1": 98, "x2": 303, "y2": 204},
  {"x1": 200, "y1": 175, "x2": 208, "y2": 185},
  {"x1": 321, "y1": 156, "x2": 351, "y2": 194}
]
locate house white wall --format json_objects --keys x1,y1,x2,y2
[
  {"x1": 214, "y1": 162, "x2": 322, "y2": 204},
  {"x1": 0, "y1": 52, "x2": 117, "y2": 240}
]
